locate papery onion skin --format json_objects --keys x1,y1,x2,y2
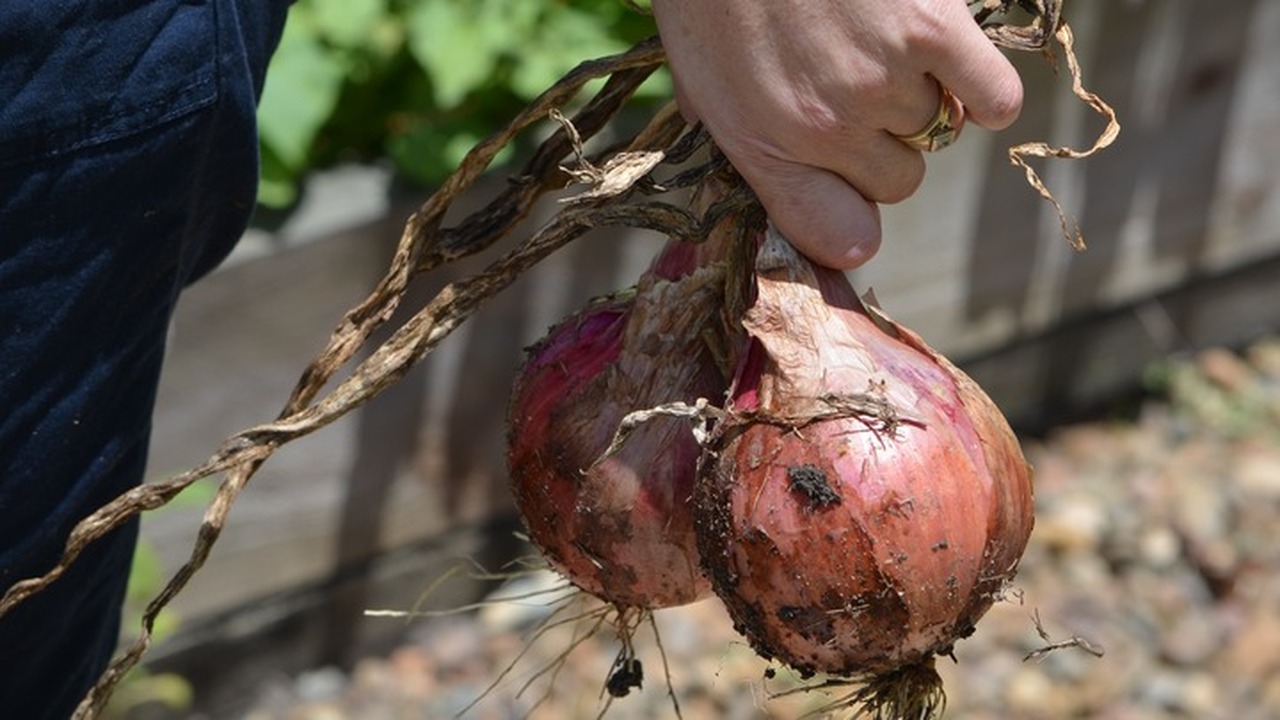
[
  {"x1": 695, "y1": 229, "x2": 1035, "y2": 677},
  {"x1": 506, "y1": 239, "x2": 727, "y2": 608}
]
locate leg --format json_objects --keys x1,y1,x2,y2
[{"x1": 0, "y1": 2, "x2": 292, "y2": 716}]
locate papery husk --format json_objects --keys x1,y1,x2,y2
[{"x1": 695, "y1": 227, "x2": 1035, "y2": 679}]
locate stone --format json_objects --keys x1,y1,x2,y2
[
  {"x1": 1234, "y1": 443, "x2": 1280, "y2": 500},
  {"x1": 1198, "y1": 347, "x2": 1257, "y2": 394},
  {"x1": 1160, "y1": 610, "x2": 1223, "y2": 667}
]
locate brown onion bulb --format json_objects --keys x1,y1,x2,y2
[
  {"x1": 695, "y1": 227, "x2": 1035, "y2": 678},
  {"x1": 506, "y1": 238, "x2": 727, "y2": 608}
]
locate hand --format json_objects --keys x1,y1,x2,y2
[{"x1": 651, "y1": 0, "x2": 1022, "y2": 269}]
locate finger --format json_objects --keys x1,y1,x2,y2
[
  {"x1": 669, "y1": 75, "x2": 702, "y2": 125},
  {"x1": 738, "y1": 158, "x2": 883, "y2": 270},
  {"x1": 800, "y1": 72, "x2": 933, "y2": 203},
  {"x1": 882, "y1": 78, "x2": 968, "y2": 156},
  {"x1": 879, "y1": 71, "x2": 952, "y2": 139},
  {"x1": 810, "y1": 130, "x2": 927, "y2": 206},
  {"x1": 925, "y1": 6, "x2": 1023, "y2": 129}
]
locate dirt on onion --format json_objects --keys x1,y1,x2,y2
[{"x1": 694, "y1": 226, "x2": 1035, "y2": 717}]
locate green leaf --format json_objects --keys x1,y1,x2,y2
[
  {"x1": 404, "y1": 0, "x2": 545, "y2": 110},
  {"x1": 309, "y1": 0, "x2": 388, "y2": 49},
  {"x1": 255, "y1": 0, "x2": 667, "y2": 205},
  {"x1": 510, "y1": 6, "x2": 630, "y2": 100},
  {"x1": 127, "y1": 541, "x2": 163, "y2": 600},
  {"x1": 405, "y1": 1, "x2": 494, "y2": 110},
  {"x1": 387, "y1": 118, "x2": 514, "y2": 188},
  {"x1": 365, "y1": 13, "x2": 408, "y2": 62},
  {"x1": 257, "y1": 143, "x2": 300, "y2": 208},
  {"x1": 633, "y1": 66, "x2": 673, "y2": 99},
  {"x1": 256, "y1": 10, "x2": 347, "y2": 171},
  {"x1": 168, "y1": 477, "x2": 219, "y2": 510},
  {"x1": 105, "y1": 672, "x2": 194, "y2": 715}
]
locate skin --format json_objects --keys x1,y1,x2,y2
[{"x1": 651, "y1": 0, "x2": 1024, "y2": 269}]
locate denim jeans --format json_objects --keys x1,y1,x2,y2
[{"x1": 0, "y1": 2, "x2": 291, "y2": 716}]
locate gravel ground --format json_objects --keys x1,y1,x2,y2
[{"x1": 240, "y1": 338, "x2": 1280, "y2": 720}]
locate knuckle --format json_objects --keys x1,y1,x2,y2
[
  {"x1": 901, "y1": 9, "x2": 952, "y2": 55},
  {"x1": 791, "y1": 90, "x2": 849, "y2": 140},
  {"x1": 985, "y1": 75, "x2": 1024, "y2": 128},
  {"x1": 866, "y1": 161, "x2": 925, "y2": 205}
]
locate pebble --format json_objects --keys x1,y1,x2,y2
[
  {"x1": 1221, "y1": 603, "x2": 1280, "y2": 678},
  {"x1": 1138, "y1": 669, "x2": 1194, "y2": 711},
  {"x1": 1263, "y1": 676, "x2": 1280, "y2": 713},
  {"x1": 292, "y1": 667, "x2": 346, "y2": 703},
  {"x1": 1180, "y1": 671, "x2": 1222, "y2": 717},
  {"x1": 1003, "y1": 666, "x2": 1056, "y2": 717},
  {"x1": 1234, "y1": 443, "x2": 1280, "y2": 499},
  {"x1": 1034, "y1": 492, "x2": 1109, "y2": 553},
  {"x1": 1198, "y1": 347, "x2": 1257, "y2": 393},
  {"x1": 1160, "y1": 609, "x2": 1223, "y2": 667},
  {"x1": 1138, "y1": 525, "x2": 1182, "y2": 568},
  {"x1": 1245, "y1": 338, "x2": 1280, "y2": 380},
  {"x1": 476, "y1": 570, "x2": 568, "y2": 633}
]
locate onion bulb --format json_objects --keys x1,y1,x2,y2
[
  {"x1": 695, "y1": 228, "x2": 1035, "y2": 693},
  {"x1": 506, "y1": 237, "x2": 728, "y2": 608}
]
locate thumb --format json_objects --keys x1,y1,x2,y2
[{"x1": 742, "y1": 161, "x2": 883, "y2": 270}]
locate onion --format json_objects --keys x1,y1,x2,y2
[
  {"x1": 695, "y1": 227, "x2": 1034, "y2": 706},
  {"x1": 506, "y1": 237, "x2": 728, "y2": 608}
]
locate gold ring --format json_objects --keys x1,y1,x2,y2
[{"x1": 893, "y1": 85, "x2": 964, "y2": 152}]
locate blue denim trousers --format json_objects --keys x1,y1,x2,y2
[{"x1": 0, "y1": 2, "x2": 291, "y2": 716}]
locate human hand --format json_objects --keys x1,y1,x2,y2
[{"x1": 650, "y1": 0, "x2": 1023, "y2": 269}]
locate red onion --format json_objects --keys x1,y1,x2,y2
[
  {"x1": 506, "y1": 237, "x2": 728, "y2": 608},
  {"x1": 695, "y1": 228, "x2": 1035, "y2": 694}
]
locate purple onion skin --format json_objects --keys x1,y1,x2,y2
[{"x1": 507, "y1": 239, "x2": 728, "y2": 608}]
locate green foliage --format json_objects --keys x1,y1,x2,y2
[
  {"x1": 256, "y1": 0, "x2": 667, "y2": 207},
  {"x1": 1145, "y1": 341, "x2": 1280, "y2": 440}
]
